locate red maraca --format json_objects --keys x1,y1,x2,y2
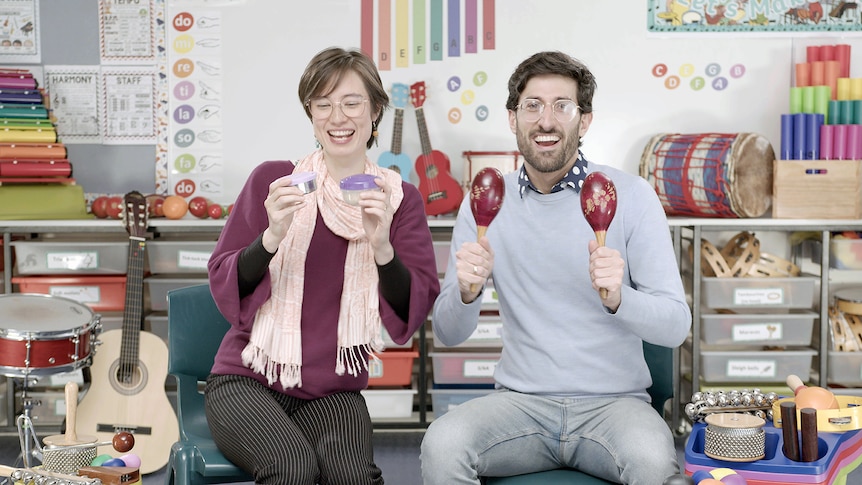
[
  {"x1": 469, "y1": 167, "x2": 505, "y2": 292},
  {"x1": 580, "y1": 171, "x2": 618, "y2": 298}
]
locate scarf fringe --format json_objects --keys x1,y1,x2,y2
[{"x1": 242, "y1": 341, "x2": 302, "y2": 388}]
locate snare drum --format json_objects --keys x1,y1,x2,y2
[{"x1": 0, "y1": 293, "x2": 100, "y2": 377}]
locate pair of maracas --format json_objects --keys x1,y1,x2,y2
[{"x1": 470, "y1": 167, "x2": 617, "y2": 296}]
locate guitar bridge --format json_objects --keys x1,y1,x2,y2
[{"x1": 97, "y1": 424, "x2": 152, "y2": 435}]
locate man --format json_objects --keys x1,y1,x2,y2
[{"x1": 420, "y1": 51, "x2": 691, "y2": 484}]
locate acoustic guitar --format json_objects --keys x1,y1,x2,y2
[
  {"x1": 76, "y1": 191, "x2": 178, "y2": 475},
  {"x1": 409, "y1": 81, "x2": 463, "y2": 216},
  {"x1": 377, "y1": 83, "x2": 413, "y2": 182}
]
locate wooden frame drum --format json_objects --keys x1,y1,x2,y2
[
  {"x1": 462, "y1": 151, "x2": 522, "y2": 191},
  {"x1": 0, "y1": 293, "x2": 100, "y2": 377}
]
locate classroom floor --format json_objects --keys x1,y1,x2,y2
[
  {"x1": 0, "y1": 428, "x2": 859, "y2": 484},
  {"x1": 0, "y1": 430, "x2": 688, "y2": 485}
]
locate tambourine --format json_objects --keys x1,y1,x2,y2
[
  {"x1": 773, "y1": 395, "x2": 862, "y2": 433},
  {"x1": 835, "y1": 287, "x2": 862, "y2": 315},
  {"x1": 829, "y1": 304, "x2": 862, "y2": 351},
  {"x1": 693, "y1": 231, "x2": 801, "y2": 278}
]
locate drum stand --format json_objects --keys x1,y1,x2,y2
[{"x1": 13, "y1": 376, "x2": 43, "y2": 470}]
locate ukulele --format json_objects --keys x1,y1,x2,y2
[
  {"x1": 409, "y1": 81, "x2": 464, "y2": 216},
  {"x1": 76, "y1": 191, "x2": 178, "y2": 475},
  {"x1": 377, "y1": 83, "x2": 413, "y2": 182}
]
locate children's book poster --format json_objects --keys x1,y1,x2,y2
[{"x1": 649, "y1": 1, "x2": 862, "y2": 34}]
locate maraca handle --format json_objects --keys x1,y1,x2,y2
[
  {"x1": 469, "y1": 226, "x2": 488, "y2": 293},
  {"x1": 594, "y1": 230, "x2": 608, "y2": 299}
]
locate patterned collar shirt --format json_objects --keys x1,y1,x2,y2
[{"x1": 517, "y1": 151, "x2": 589, "y2": 198}]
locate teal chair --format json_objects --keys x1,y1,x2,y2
[
  {"x1": 164, "y1": 284, "x2": 253, "y2": 485},
  {"x1": 484, "y1": 342, "x2": 674, "y2": 485}
]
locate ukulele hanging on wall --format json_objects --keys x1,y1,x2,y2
[
  {"x1": 409, "y1": 81, "x2": 463, "y2": 216},
  {"x1": 377, "y1": 83, "x2": 413, "y2": 182}
]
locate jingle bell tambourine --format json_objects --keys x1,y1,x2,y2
[{"x1": 773, "y1": 395, "x2": 862, "y2": 432}]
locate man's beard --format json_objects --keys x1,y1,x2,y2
[{"x1": 516, "y1": 122, "x2": 581, "y2": 174}]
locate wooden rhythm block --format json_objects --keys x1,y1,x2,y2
[{"x1": 77, "y1": 466, "x2": 140, "y2": 485}]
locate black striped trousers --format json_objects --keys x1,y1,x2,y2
[{"x1": 205, "y1": 373, "x2": 383, "y2": 485}]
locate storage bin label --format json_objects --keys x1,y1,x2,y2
[
  {"x1": 463, "y1": 359, "x2": 497, "y2": 378},
  {"x1": 733, "y1": 287, "x2": 784, "y2": 305},
  {"x1": 732, "y1": 323, "x2": 783, "y2": 342},
  {"x1": 48, "y1": 285, "x2": 100, "y2": 304},
  {"x1": 46, "y1": 251, "x2": 99, "y2": 270},
  {"x1": 177, "y1": 250, "x2": 210, "y2": 270},
  {"x1": 726, "y1": 359, "x2": 776, "y2": 378},
  {"x1": 368, "y1": 358, "x2": 383, "y2": 378},
  {"x1": 469, "y1": 322, "x2": 502, "y2": 340}
]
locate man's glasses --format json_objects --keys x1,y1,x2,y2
[
  {"x1": 306, "y1": 95, "x2": 368, "y2": 119},
  {"x1": 517, "y1": 98, "x2": 580, "y2": 123}
]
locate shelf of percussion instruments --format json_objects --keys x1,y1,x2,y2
[{"x1": 670, "y1": 217, "x2": 862, "y2": 432}]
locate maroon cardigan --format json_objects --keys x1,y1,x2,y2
[{"x1": 207, "y1": 160, "x2": 440, "y2": 399}]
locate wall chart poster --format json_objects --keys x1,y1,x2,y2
[{"x1": 648, "y1": 0, "x2": 862, "y2": 33}]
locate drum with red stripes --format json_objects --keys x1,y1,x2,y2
[{"x1": 639, "y1": 132, "x2": 774, "y2": 218}]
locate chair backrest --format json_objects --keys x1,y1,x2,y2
[
  {"x1": 167, "y1": 283, "x2": 229, "y2": 380},
  {"x1": 643, "y1": 341, "x2": 673, "y2": 416}
]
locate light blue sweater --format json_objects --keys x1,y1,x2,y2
[{"x1": 432, "y1": 162, "x2": 691, "y2": 400}]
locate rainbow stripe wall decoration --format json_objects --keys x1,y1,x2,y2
[{"x1": 361, "y1": 0, "x2": 495, "y2": 71}]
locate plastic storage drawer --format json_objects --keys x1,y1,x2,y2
[
  {"x1": 146, "y1": 240, "x2": 216, "y2": 274},
  {"x1": 827, "y1": 351, "x2": 862, "y2": 386},
  {"x1": 430, "y1": 352, "x2": 500, "y2": 385},
  {"x1": 144, "y1": 276, "x2": 207, "y2": 311},
  {"x1": 360, "y1": 389, "x2": 417, "y2": 419},
  {"x1": 434, "y1": 315, "x2": 503, "y2": 348},
  {"x1": 12, "y1": 241, "x2": 128, "y2": 275},
  {"x1": 701, "y1": 310, "x2": 816, "y2": 346},
  {"x1": 701, "y1": 276, "x2": 817, "y2": 310},
  {"x1": 698, "y1": 346, "x2": 816, "y2": 382},
  {"x1": 368, "y1": 348, "x2": 419, "y2": 387},
  {"x1": 12, "y1": 275, "x2": 127, "y2": 312},
  {"x1": 429, "y1": 387, "x2": 494, "y2": 418},
  {"x1": 830, "y1": 238, "x2": 862, "y2": 270}
]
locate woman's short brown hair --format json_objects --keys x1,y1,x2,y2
[{"x1": 298, "y1": 47, "x2": 389, "y2": 149}]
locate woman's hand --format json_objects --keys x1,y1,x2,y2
[
  {"x1": 359, "y1": 177, "x2": 395, "y2": 264},
  {"x1": 261, "y1": 175, "x2": 309, "y2": 252}
]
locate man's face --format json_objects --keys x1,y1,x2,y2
[{"x1": 508, "y1": 74, "x2": 592, "y2": 175}]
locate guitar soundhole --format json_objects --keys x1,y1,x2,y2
[
  {"x1": 424, "y1": 165, "x2": 439, "y2": 178},
  {"x1": 108, "y1": 359, "x2": 148, "y2": 395}
]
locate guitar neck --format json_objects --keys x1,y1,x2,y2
[
  {"x1": 120, "y1": 237, "x2": 146, "y2": 370},
  {"x1": 415, "y1": 107, "x2": 433, "y2": 157},
  {"x1": 391, "y1": 108, "x2": 404, "y2": 155}
]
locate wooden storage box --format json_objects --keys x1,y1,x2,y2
[{"x1": 773, "y1": 160, "x2": 862, "y2": 219}]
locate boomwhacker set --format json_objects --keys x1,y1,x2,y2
[{"x1": 682, "y1": 375, "x2": 862, "y2": 484}]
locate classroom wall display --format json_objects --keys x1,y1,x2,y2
[
  {"x1": 161, "y1": 0, "x2": 862, "y2": 207},
  {"x1": 0, "y1": 0, "x2": 40, "y2": 64},
  {"x1": 648, "y1": 0, "x2": 862, "y2": 34}
]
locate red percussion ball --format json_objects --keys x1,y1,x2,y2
[{"x1": 112, "y1": 431, "x2": 135, "y2": 453}]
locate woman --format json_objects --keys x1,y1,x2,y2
[{"x1": 205, "y1": 47, "x2": 440, "y2": 484}]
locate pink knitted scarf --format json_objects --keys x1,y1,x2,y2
[{"x1": 243, "y1": 150, "x2": 404, "y2": 389}]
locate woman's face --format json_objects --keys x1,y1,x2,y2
[{"x1": 308, "y1": 70, "x2": 377, "y2": 164}]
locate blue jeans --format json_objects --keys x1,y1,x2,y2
[{"x1": 420, "y1": 389, "x2": 678, "y2": 484}]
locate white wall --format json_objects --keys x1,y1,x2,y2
[{"x1": 169, "y1": 0, "x2": 862, "y2": 204}]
